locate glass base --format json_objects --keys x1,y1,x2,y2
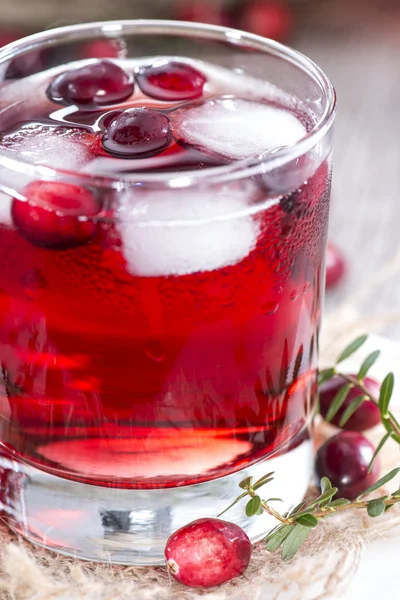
[{"x1": 0, "y1": 440, "x2": 313, "y2": 565}]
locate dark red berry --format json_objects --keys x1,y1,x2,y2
[
  {"x1": 326, "y1": 242, "x2": 346, "y2": 289},
  {"x1": 319, "y1": 375, "x2": 381, "y2": 432},
  {"x1": 136, "y1": 61, "x2": 206, "y2": 101},
  {"x1": 0, "y1": 33, "x2": 19, "y2": 47},
  {"x1": 102, "y1": 108, "x2": 172, "y2": 158},
  {"x1": 47, "y1": 60, "x2": 134, "y2": 108},
  {"x1": 173, "y1": 1, "x2": 228, "y2": 26},
  {"x1": 315, "y1": 431, "x2": 380, "y2": 500},
  {"x1": 165, "y1": 518, "x2": 252, "y2": 588},
  {"x1": 237, "y1": 1, "x2": 292, "y2": 41},
  {"x1": 12, "y1": 181, "x2": 100, "y2": 249}
]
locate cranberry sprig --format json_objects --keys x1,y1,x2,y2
[{"x1": 221, "y1": 334, "x2": 400, "y2": 561}]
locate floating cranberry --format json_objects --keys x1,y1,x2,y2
[
  {"x1": 102, "y1": 108, "x2": 172, "y2": 158},
  {"x1": 47, "y1": 60, "x2": 134, "y2": 108},
  {"x1": 165, "y1": 518, "x2": 252, "y2": 588},
  {"x1": 325, "y1": 242, "x2": 346, "y2": 289},
  {"x1": 315, "y1": 431, "x2": 380, "y2": 500},
  {"x1": 319, "y1": 375, "x2": 381, "y2": 432},
  {"x1": 136, "y1": 61, "x2": 206, "y2": 101},
  {"x1": 12, "y1": 181, "x2": 100, "y2": 249}
]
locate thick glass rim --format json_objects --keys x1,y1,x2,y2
[{"x1": 0, "y1": 20, "x2": 336, "y2": 189}]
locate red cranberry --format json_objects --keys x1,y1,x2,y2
[
  {"x1": 237, "y1": 1, "x2": 292, "y2": 41},
  {"x1": 12, "y1": 181, "x2": 100, "y2": 249},
  {"x1": 136, "y1": 61, "x2": 206, "y2": 101},
  {"x1": 165, "y1": 518, "x2": 252, "y2": 588},
  {"x1": 319, "y1": 375, "x2": 381, "y2": 432},
  {"x1": 315, "y1": 431, "x2": 380, "y2": 500},
  {"x1": 325, "y1": 242, "x2": 346, "y2": 289},
  {"x1": 0, "y1": 33, "x2": 19, "y2": 47},
  {"x1": 102, "y1": 108, "x2": 172, "y2": 158},
  {"x1": 174, "y1": 1, "x2": 228, "y2": 26},
  {"x1": 47, "y1": 60, "x2": 134, "y2": 108}
]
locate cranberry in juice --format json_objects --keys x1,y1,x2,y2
[{"x1": 0, "y1": 58, "x2": 330, "y2": 489}]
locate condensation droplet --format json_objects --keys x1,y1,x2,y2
[
  {"x1": 262, "y1": 301, "x2": 279, "y2": 315},
  {"x1": 290, "y1": 289, "x2": 299, "y2": 301},
  {"x1": 144, "y1": 340, "x2": 165, "y2": 363}
]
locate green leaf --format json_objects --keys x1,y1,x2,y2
[
  {"x1": 239, "y1": 476, "x2": 253, "y2": 490},
  {"x1": 295, "y1": 513, "x2": 319, "y2": 528},
  {"x1": 357, "y1": 350, "x2": 381, "y2": 380},
  {"x1": 246, "y1": 496, "x2": 262, "y2": 517},
  {"x1": 265, "y1": 498, "x2": 283, "y2": 503},
  {"x1": 379, "y1": 373, "x2": 395, "y2": 418},
  {"x1": 357, "y1": 468, "x2": 400, "y2": 500},
  {"x1": 315, "y1": 487, "x2": 339, "y2": 507},
  {"x1": 318, "y1": 367, "x2": 336, "y2": 386},
  {"x1": 338, "y1": 395, "x2": 367, "y2": 428},
  {"x1": 265, "y1": 525, "x2": 293, "y2": 552},
  {"x1": 325, "y1": 383, "x2": 353, "y2": 422},
  {"x1": 367, "y1": 499, "x2": 385, "y2": 517},
  {"x1": 336, "y1": 334, "x2": 368, "y2": 364},
  {"x1": 288, "y1": 497, "x2": 313, "y2": 517},
  {"x1": 368, "y1": 432, "x2": 392, "y2": 474},
  {"x1": 382, "y1": 417, "x2": 400, "y2": 445},
  {"x1": 329, "y1": 498, "x2": 351, "y2": 507},
  {"x1": 253, "y1": 478, "x2": 274, "y2": 491},
  {"x1": 281, "y1": 524, "x2": 311, "y2": 561},
  {"x1": 320, "y1": 477, "x2": 332, "y2": 493},
  {"x1": 217, "y1": 492, "x2": 248, "y2": 517},
  {"x1": 253, "y1": 472, "x2": 275, "y2": 489},
  {"x1": 253, "y1": 474, "x2": 275, "y2": 491},
  {"x1": 385, "y1": 504, "x2": 395, "y2": 512}
]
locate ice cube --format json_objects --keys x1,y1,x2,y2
[
  {"x1": 116, "y1": 185, "x2": 259, "y2": 277},
  {"x1": 0, "y1": 192, "x2": 12, "y2": 225},
  {"x1": 0, "y1": 123, "x2": 91, "y2": 171},
  {"x1": 172, "y1": 97, "x2": 306, "y2": 161}
]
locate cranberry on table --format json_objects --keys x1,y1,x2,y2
[
  {"x1": 325, "y1": 242, "x2": 347, "y2": 289},
  {"x1": 165, "y1": 518, "x2": 252, "y2": 588},
  {"x1": 315, "y1": 431, "x2": 380, "y2": 500},
  {"x1": 102, "y1": 108, "x2": 172, "y2": 158},
  {"x1": 12, "y1": 181, "x2": 100, "y2": 250},
  {"x1": 136, "y1": 61, "x2": 207, "y2": 101},
  {"x1": 319, "y1": 375, "x2": 381, "y2": 432},
  {"x1": 47, "y1": 60, "x2": 134, "y2": 108},
  {"x1": 173, "y1": 1, "x2": 228, "y2": 26},
  {"x1": 237, "y1": 1, "x2": 293, "y2": 41}
]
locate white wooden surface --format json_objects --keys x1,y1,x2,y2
[
  {"x1": 293, "y1": 31, "x2": 400, "y2": 599},
  {"x1": 295, "y1": 29, "x2": 400, "y2": 341}
]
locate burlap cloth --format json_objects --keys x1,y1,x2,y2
[{"x1": 1, "y1": 248, "x2": 400, "y2": 599}]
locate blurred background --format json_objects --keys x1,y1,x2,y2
[{"x1": 1, "y1": 0, "x2": 400, "y2": 342}]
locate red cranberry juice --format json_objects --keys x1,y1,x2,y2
[{"x1": 0, "y1": 58, "x2": 330, "y2": 488}]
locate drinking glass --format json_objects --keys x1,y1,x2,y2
[{"x1": 0, "y1": 20, "x2": 336, "y2": 565}]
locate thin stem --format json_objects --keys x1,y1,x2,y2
[
  {"x1": 340, "y1": 373, "x2": 400, "y2": 439},
  {"x1": 312, "y1": 496, "x2": 400, "y2": 518},
  {"x1": 247, "y1": 488, "x2": 400, "y2": 525},
  {"x1": 247, "y1": 488, "x2": 289, "y2": 524}
]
